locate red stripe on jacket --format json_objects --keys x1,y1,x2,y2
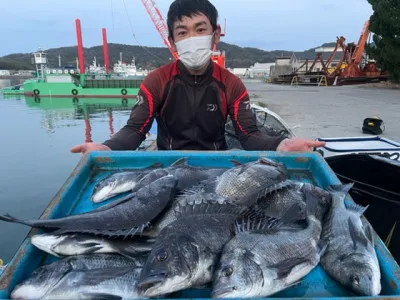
[
  {"x1": 139, "y1": 84, "x2": 153, "y2": 133},
  {"x1": 233, "y1": 91, "x2": 249, "y2": 135}
]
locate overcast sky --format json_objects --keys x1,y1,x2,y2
[{"x1": 0, "y1": 0, "x2": 373, "y2": 56}]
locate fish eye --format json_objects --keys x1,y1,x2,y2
[
  {"x1": 222, "y1": 266, "x2": 234, "y2": 277},
  {"x1": 351, "y1": 275, "x2": 360, "y2": 285},
  {"x1": 156, "y1": 250, "x2": 168, "y2": 262}
]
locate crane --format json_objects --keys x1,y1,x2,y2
[
  {"x1": 141, "y1": 0, "x2": 179, "y2": 61},
  {"x1": 352, "y1": 20, "x2": 370, "y2": 65},
  {"x1": 141, "y1": 0, "x2": 226, "y2": 68}
]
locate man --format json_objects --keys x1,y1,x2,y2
[{"x1": 71, "y1": 0, "x2": 325, "y2": 154}]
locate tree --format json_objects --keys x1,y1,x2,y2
[{"x1": 366, "y1": 0, "x2": 400, "y2": 82}]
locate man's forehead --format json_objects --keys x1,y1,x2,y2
[{"x1": 173, "y1": 13, "x2": 210, "y2": 29}]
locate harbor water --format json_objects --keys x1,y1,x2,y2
[{"x1": 0, "y1": 95, "x2": 149, "y2": 263}]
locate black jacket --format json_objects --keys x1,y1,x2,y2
[{"x1": 103, "y1": 60, "x2": 285, "y2": 151}]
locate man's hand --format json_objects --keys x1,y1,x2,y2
[
  {"x1": 276, "y1": 138, "x2": 326, "y2": 152},
  {"x1": 70, "y1": 143, "x2": 111, "y2": 155}
]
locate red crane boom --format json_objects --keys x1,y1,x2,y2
[{"x1": 141, "y1": 0, "x2": 179, "y2": 60}]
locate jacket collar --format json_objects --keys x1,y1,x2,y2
[{"x1": 177, "y1": 60, "x2": 214, "y2": 86}]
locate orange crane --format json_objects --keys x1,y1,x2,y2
[{"x1": 141, "y1": 0, "x2": 226, "y2": 68}]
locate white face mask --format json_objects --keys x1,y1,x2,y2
[{"x1": 175, "y1": 34, "x2": 213, "y2": 71}]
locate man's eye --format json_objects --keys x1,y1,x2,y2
[
  {"x1": 197, "y1": 28, "x2": 206, "y2": 33},
  {"x1": 177, "y1": 31, "x2": 186, "y2": 36}
]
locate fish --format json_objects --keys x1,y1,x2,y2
[
  {"x1": 212, "y1": 190, "x2": 328, "y2": 298},
  {"x1": 11, "y1": 254, "x2": 146, "y2": 299},
  {"x1": 31, "y1": 233, "x2": 154, "y2": 258},
  {"x1": 39, "y1": 267, "x2": 144, "y2": 300},
  {"x1": 165, "y1": 158, "x2": 227, "y2": 192},
  {"x1": 254, "y1": 181, "x2": 331, "y2": 221},
  {"x1": 142, "y1": 189, "x2": 229, "y2": 238},
  {"x1": 320, "y1": 184, "x2": 381, "y2": 296},
  {"x1": 197, "y1": 158, "x2": 290, "y2": 206},
  {"x1": 92, "y1": 162, "x2": 162, "y2": 203},
  {"x1": 0, "y1": 174, "x2": 177, "y2": 237},
  {"x1": 137, "y1": 202, "x2": 248, "y2": 297}
]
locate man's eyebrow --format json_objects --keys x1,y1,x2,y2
[
  {"x1": 174, "y1": 24, "x2": 187, "y2": 30},
  {"x1": 195, "y1": 21, "x2": 207, "y2": 27}
]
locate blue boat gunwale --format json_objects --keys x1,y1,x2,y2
[{"x1": 0, "y1": 150, "x2": 400, "y2": 300}]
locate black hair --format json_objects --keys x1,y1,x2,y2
[{"x1": 167, "y1": 0, "x2": 218, "y2": 40}]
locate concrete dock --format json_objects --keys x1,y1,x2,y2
[{"x1": 244, "y1": 80, "x2": 400, "y2": 142}]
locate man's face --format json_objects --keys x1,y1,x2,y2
[{"x1": 169, "y1": 13, "x2": 221, "y2": 51}]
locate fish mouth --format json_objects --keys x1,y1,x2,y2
[
  {"x1": 137, "y1": 274, "x2": 166, "y2": 294},
  {"x1": 30, "y1": 235, "x2": 61, "y2": 257},
  {"x1": 212, "y1": 286, "x2": 236, "y2": 298}
]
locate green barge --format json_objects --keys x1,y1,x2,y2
[{"x1": 22, "y1": 75, "x2": 141, "y2": 99}]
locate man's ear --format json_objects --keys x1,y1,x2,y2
[
  {"x1": 213, "y1": 25, "x2": 222, "y2": 46},
  {"x1": 168, "y1": 36, "x2": 177, "y2": 52}
]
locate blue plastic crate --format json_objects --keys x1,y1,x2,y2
[{"x1": 0, "y1": 151, "x2": 399, "y2": 299}]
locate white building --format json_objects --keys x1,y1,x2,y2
[{"x1": 0, "y1": 70, "x2": 11, "y2": 76}]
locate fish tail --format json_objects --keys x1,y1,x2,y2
[
  {"x1": 0, "y1": 214, "x2": 33, "y2": 227},
  {"x1": 326, "y1": 183, "x2": 353, "y2": 207},
  {"x1": 326, "y1": 183, "x2": 353, "y2": 194}
]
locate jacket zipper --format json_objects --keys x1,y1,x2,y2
[
  {"x1": 213, "y1": 142, "x2": 217, "y2": 150},
  {"x1": 169, "y1": 137, "x2": 173, "y2": 150}
]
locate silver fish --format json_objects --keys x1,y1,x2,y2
[
  {"x1": 92, "y1": 162, "x2": 162, "y2": 203},
  {"x1": 320, "y1": 184, "x2": 381, "y2": 296},
  {"x1": 212, "y1": 191, "x2": 327, "y2": 298},
  {"x1": 198, "y1": 158, "x2": 289, "y2": 206},
  {"x1": 137, "y1": 202, "x2": 247, "y2": 297},
  {"x1": 11, "y1": 254, "x2": 146, "y2": 299},
  {"x1": 40, "y1": 267, "x2": 144, "y2": 300},
  {"x1": 0, "y1": 174, "x2": 177, "y2": 237},
  {"x1": 31, "y1": 233, "x2": 154, "y2": 258}
]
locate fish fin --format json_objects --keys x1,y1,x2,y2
[
  {"x1": 363, "y1": 222, "x2": 375, "y2": 246},
  {"x1": 50, "y1": 223, "x2": 150, "y2": 238},
  {"x1": 80, "y1": 293, "x2": 122, "y2": 300},
  {"x1": 234, "y1": 218, "x2": 282, "y2": 234},
  {"x1": 174, "y1": 202, "x2": 246, "y2": 218},
  {"x1": 261, "y1": 180, "x2": 293, "y2": 196},
  {"x1": 91, "y1": 193, "x2": 136, "y2": 213},
  {"x1": 348, "y1": 217, "x2": 369, "y2": 250},
  {"x1": 234, "y1": 208, "x2": 282, "y2": 234},
  {"x1": 230, "y1": 159, "x2": 243, "y2": 167},
  {"x1": 170, "y1": 157, "x2": 188, "y2": 167},
  {"x1": 258, "y1": 157, "x2": 285, "y2": 170},
  {"x1": 326, "y1": 183, "x2": 354, "y2": 194},
  {"x1": 317, "y1": 244, "x2": 328, "y2": 261},
  {"x1": 177, "y1": 186, "x2": 206, "y2": 199},
  {"x1": 131, "y1": 170, "x2": 170, "y2": 193},
  {"x1": 270, "y1": 257, "x2": 310, "y2": 279},
  {"x1": 117, "y1": 247, "x2": 149, "y2": 260},
  {"x1": 345, "y1": 202, "x2": 369, "y2": 216},
  {"x1": 0, "y1": 214, "x2": 33, "y2": 227},
  {"x1": 149, "y1": 162, "x2": 163, "y2": 169}
]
